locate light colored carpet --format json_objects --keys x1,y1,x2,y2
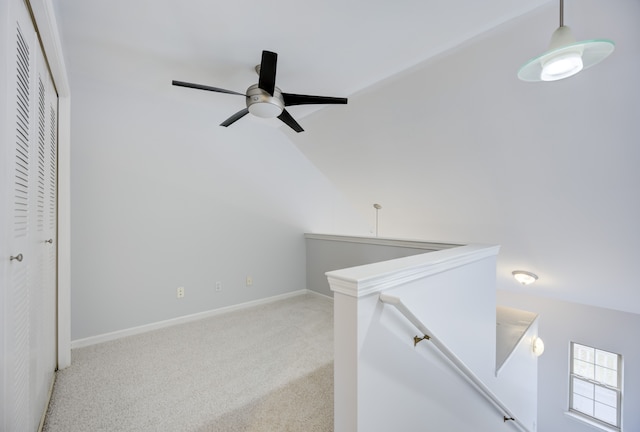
[{"x1": 43, "y1": 293, "x2": 334, "y2": 432}]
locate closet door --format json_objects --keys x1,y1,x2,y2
[
  {"x1": 2, "y1": 10, "x2": 35, "y2": 432},
  {"x1": 0, "y1": 0, "x2": 58, "y2": 430},
  {"x1": 30, "y1": 37, "x2": 58, "y2": 427}
]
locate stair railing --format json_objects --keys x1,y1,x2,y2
[{"x1": 379, "y1": 292, "x2": 531, "y2": 432}]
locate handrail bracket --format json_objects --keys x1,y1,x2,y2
[{"x1": 414, "y1": 334, "x2": 431, "y2": 346}]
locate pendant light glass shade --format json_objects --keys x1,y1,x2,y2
[
  {"x1": 518, "y1": 33, "x2": 615, "y2": 82},
  {"x1": 517, "y1": 1, "x2": 614, "y2": 82}
]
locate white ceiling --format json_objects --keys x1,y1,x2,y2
[
  {"x1": 53, "y1": 0, "x2": 640, "y2": 314},
  {"x1": 53, "y1": 0, "x2": 551, "y2": 107}
]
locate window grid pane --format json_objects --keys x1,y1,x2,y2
[
  {"x1": 574, "y1": 344, "x2": 595, "y2": 363},
  {"x1": 574, "y1": 359, "x2": 594, "y2": 380},
  {"x1": 595, "y1": 402, "x2": 618, "y2": 426},
  {"x1": 572, "y1": 377, "x2": 594, "y2": 398},
  {"x1": 573, "y1": 393, "x2": 594, "y2": 416},
  {"x1": 594, "y1": 386, "x2": 617, "y2": 409},
  {"x1": 595, "y1": 365, "x2": 618, "y2": 387},
  {"x1": 596, "y1": 350, "x2": 618, "y2": 370}
]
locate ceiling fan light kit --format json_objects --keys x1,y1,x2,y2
[
  {"x1": 246, "y1": 84, "x2": 284, "y2": 118},
  {"x1": 172, "y1": 50, "x2": 347, "y2": 132},
  {"x1": 518, "y1": 0, "x2": 614, "y2": 82}
]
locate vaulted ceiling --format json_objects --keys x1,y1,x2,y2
[{"x1": 53, "y1": 0, "x2": 640, "y2": 314}]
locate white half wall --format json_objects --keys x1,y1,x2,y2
[
  {"x1": 305, "y1": 233, "x2": 458, "y2": 297},
  {"x1": 329, "y1": 244, "x2": 539, "y2": 432}
]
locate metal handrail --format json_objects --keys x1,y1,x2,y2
[{"x1": 379, "y1": 293, "x2": 530, "y2": 432}]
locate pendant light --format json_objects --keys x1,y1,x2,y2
[{"x1": 518, "y1": 0, "x2": 614, "y2": 82}]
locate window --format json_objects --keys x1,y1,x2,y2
[{"x1": 570, "y1": 342, "x2": 622, "y2": 430}]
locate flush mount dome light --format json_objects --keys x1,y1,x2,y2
[
  {"x1": 518, "y1": 0, "x2": 614, "y2": 82},
  {"x1": 512, "y1": 270, "x2": 538, "y2": 285}
]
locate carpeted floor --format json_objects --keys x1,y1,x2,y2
[{"x1": 43, "y1": 293, "x2": 334, "y2": 432}]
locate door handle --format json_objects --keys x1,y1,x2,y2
[{"x1": 10, "y1": 253, "x2": 23, "y2": 262}]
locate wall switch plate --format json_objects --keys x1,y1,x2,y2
[
  {"x1": 246, "y1": 276, "x2": 253, "y2": 287},
  {"x1": 215, "y1": 281, "x2": 222, "y2": 292},
  {"x1": 177, "y1": 286, "x2": 185, "y2": 298}
]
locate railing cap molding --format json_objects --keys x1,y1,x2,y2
[
  {"x1": 304, "y1": 233, "x2": 461, "y2": 251},
  {"x1": 327, "y1": 243, "x2": 500, "y2": 298}
]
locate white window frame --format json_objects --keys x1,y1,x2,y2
[{"x1": 569, "y1": 342, "x2": 622, "y2": 431}]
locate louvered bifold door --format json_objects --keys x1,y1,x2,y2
[
  {"x1": 3, "y1": 15, "x2": 35, "y2": 432},
  {"x1": 0, "y1": 0, "x2": 58, "y2": 430},
  {"x1": 30, "y1": 38, "x2": 58, "y2": 428}
]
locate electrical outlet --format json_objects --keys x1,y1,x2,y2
[
  {"x1": 215, "y1": 281, "x2": 222, "y2": 292},
  {"x1": 246, "y1": 276, "x2": 253, "y2": 287},
  {"x1": 177, "y1": 286, "x2": 185, "y2": 298}
]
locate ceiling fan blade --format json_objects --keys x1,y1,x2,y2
[
  {"x1": 172, "y1": 80, "x2": 245, "y2": 96},
  {"x1": 282, "y1": 93, "x2": 348, "y2": 106},
  {"x1": 220, "y1": 108, "x2": 250, "y2": 127},
  {"x1": 258, "y1": 51, "x2": 278, "y2": 96},
  {"x1": 277, "y1": 109, "x2": 304, "y2": 133}
]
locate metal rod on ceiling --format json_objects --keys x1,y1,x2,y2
[
  {"x1": 373, "y1": 204, "x2": 382, "y2": 237},
  {"x1": 560, "y1": 0, "x2": 564, "y2": 27}
]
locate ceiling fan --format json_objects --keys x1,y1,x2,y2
[{"x1": 172, "y1": 50, "x2": 348, "y2": 133}]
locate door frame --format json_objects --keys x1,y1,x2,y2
[{"x1": 28, "y1": 0, "x2": 71, "y2": 369}]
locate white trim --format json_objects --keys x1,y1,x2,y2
[
  {"x1": 305, "y1": 289, "x2": 334, "y2": 302},
  {"x1": 70, "y1": 290, "x2": 311, "y2": 349},
  {"x1": 27, "y1": 0, "x2": 72, "y2": 369},
  {"x1": 28, "y1": 0, "x2": 70, "y2": 97},
  {"x1": 56, "y1": 95, "x2": 70, "y2": 368},
  {"x1": 327, "y1": 243, "x2": 500, "y2": 298},
  {"x1": 304, "y1": 232, "x2": 460, "y2": 251},
  {"x1": 565, "y1": 411, "x2": 620, "y2": 432}
]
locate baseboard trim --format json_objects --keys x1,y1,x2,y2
[
  {"x1": 306, "y1": 289, "x2": 334, "y2": 302},
  {"x1": 71, "y1": 290, "x2": 312, "y2": 349}
]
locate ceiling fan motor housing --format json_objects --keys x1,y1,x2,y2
[{"x1": 246, "y1": 84, "x2": 284, "y2": 118}]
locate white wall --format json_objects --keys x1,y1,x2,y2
[
  {"x1": 498, "y1": 290, "x2": 640, "y2": 431},
  {"x1": 67, "y1": 66, "x2": 367, "y2": 340}
]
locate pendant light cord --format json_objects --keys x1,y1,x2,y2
[{"x1": 559, "y1": 0, "x2": 564, "y2": 27}]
